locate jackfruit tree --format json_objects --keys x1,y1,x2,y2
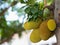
[{"x1": 0, "y1": 0, "x2": 60, "y2": 45}]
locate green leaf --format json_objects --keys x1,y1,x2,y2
[
  {"x1": 30, "y1": 7, "x2": 38, "y2": 14},
  {"x1": 39, "y1": 1, "x2": 44, "y2": 10},
  {"x1": 0, "y1": 28, "x2": 2, "y2": 39},
  {"x1": 27, "y1": 0, "x2": 36, "y2": 5},
  {"x1": 38, "y1": 10, "x2": 43, "y2": 17},
  {"x1": 25, "y1": 7, "x2": 30, "y2": 14},
  {"x1": 47, "y1": 0, "x2": 54, "y2": 5},
  {"x1": 20, "y1": 0, "x2": 25, "y2": 3}
]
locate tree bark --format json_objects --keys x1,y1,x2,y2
[{"x1": 54, "y1": 0, "x2": 60, "y2": 45}]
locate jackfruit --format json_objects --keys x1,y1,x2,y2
[
  {"x1": 30, "y1": 29, "x2": 41, "y2": 43},
  {"x1": 47, "y1": 19, "x2": 56, "y2": 31},
  {"x1": 24, "y1": 19, "x2": 42, "y2": 30},
  {"x1": 39, "y1": 20, "x2": 51, "y2": 40}
]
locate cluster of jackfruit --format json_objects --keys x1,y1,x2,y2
[{"x1": 23, "y1": 19, "x2": 56, "y2": 43}]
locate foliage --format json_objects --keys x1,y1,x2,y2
[{"x1": 25, "y1": 2, "x2": 44, "y2": 21}]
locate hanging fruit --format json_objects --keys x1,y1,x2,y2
[
  {"x1": 24, "y1": 18, "x2": 42, "y2": 30},
  {"x1": 30, "y1": 29, "x2": 41, "y2": 43},
  {"x1": 39, "y1": 20, "x2": 51, "y2": 40},
  {"x1": 47, "y1": 19, "x2": 56, "y2": 31}
]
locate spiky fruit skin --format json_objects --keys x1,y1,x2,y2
[
  {"x1": 39, "y1": 20, "x2": 51, "y2": 40},
  {"x1": 30, "y1": 29, "x2": 41, "y2": 43},
  {"x1": 47, "y1": 19, "x2": 56, "y2": 31},
  {"x1": 24, "y1": 19, "x2": 42, "y2": 30}
]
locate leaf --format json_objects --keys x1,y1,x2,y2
[
  {"x1": 0, "y1": 28, "x2": 2, "y2": 39},
  {"x1": 27, "y1": 0, "x2": 36, "y2": 5},
  {"x1": 20, "y1": 0, "x2": 25, "y2": 3},
  {"x1": 30, "y1": 7, "x2": 38, "y2": 14},
  {"x1": 38, "y1": 10, "x2": 43, "y2": 17},
  {"x1": 25, "y1": 7, "x2": 30, "y2": 14},
  {"x1": 39, "y1": 1, "x2": 44, "y2": 10},
  {"x1": 47, "y1": 0, "x2": 54, "y2": 5}
]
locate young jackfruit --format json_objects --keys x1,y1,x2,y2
[
  {"x1": 30, "y1": 29, "x2": 41, "y2": 43},
  {"x1": 39, "y1": 20, "x2": 51, "y2": 40},
  {"x1": 24, "y1": 19, "x2": 42, "y2": 30},
  {"x1": 47, "y1": 19, "x2": 56, "y2": 31}
]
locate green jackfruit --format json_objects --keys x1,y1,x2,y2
[
  {"x1": 30, "y1": 29, "x2": 41, "y2": 43},
  {"x1": 24, "y1": 19, "x2": 42, "y2": 30},
  {"x1": 39, "y1": 20, "x2": 51, "y2": 40}
]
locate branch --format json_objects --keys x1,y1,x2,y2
[
  {"x1": 44, "y1": 1, "x2": 55, "y2": 11},
  {"x1": 0, "y1": 34, "x2": 14, "y2": 44}
]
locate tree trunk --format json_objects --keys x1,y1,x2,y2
[{"x1": 54, "y1": 0, "x2": 60, "y2": 45}]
